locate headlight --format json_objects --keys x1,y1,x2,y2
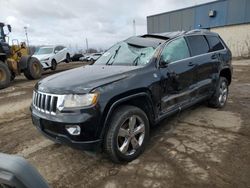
[
  {"x1": 41, "y1": 57, "x2": 49, "y2": 61},
  {"x1": 63, "y1": 93, "x2": 99, "y2": 108}
]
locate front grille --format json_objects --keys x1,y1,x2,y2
[{"x1": 33, "y1": 91, "x2": 59, "y2": 115}]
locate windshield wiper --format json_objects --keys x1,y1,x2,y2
[
  {"x1": 106, "y1": 46, "x2": 121, "y2": 65},
  {"x1": 133, "y1": 53, "x2": 145, "y2": 66}
]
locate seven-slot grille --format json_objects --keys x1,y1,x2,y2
[{"x1": 33, "y1": 91, "x2": 58, "y2": 115}]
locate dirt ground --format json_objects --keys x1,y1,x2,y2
[{"x1": 0, "y1": 60, "x2": 250, "y2": 188}]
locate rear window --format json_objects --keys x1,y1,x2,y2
[
  {"x1": 186, "y1": 35, "x2": 209, "y2": 56},
  {"x1": 206, "y1": 36, "x2": 224, "y2": 52}
]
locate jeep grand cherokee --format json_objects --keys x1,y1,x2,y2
[{"x1": 31, "y1": 30, "x2": 232, "y2": 163}]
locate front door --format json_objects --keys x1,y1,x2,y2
[{"x1": 159, "y1": 37, "x2": 197, "y2": 113}]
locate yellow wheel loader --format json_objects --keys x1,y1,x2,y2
[{"x1": 0, "y1": 22, "x2": 42, "y2": 89}]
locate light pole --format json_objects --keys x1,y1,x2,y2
[
  {"x1": 133, "y1": 19, "x2": 136, "y2": 36},
  {"x1": 86, "y1": 38, "x2": 89, "y2": 53},
  {"x1": 24, "y1": 26, "x2": 29, "y2": 54}
]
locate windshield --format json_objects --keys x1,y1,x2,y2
[
  {"x1": 34, "y1": 47, "x2": 53, "y2": 55},
  {"x1": 95, "y1": 41, "x2": 156, "y2": 66}
]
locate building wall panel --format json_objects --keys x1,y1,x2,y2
[
  {"x1": 245, "y1": 0, "x2": 250, "y2": 22},
  {"x1": 195, "y1": 4, "x2": 210, "y2": 29},
  {"x1": 209, "y1": 1, "x2": 228, "y2": 27},
  {"x1": 182, "y1": 8, "x2": 195, "y2": 31},
  {"x1": 153, "y1": 16, "x2": 159, "y2": 33},
  {"x1": 227, "y1": 0, "x2": 246, "y2": 25},
  {"x1": 147, "y1": 16, "x2": 154, "y2": 34},
  {"x1": 158, "y1": 14, "x2": 170, "y2": 33},
  {"x1": 170, "y1": 11, "x2": 182, "y2": 31}
]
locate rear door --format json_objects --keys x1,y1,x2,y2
[
  {"x1": 185, "y1": 35, "x2": 213, "y2": 98},
  {"x1": 54, "y1": 46, "x2": 61, "y2": 62},
  {"x1": 159, "y1": 37, "x2": 197, "y2": 113},
  {"x1": 57, "y1": 46, "x2": 66, "y2": 62},
  {"x1": 60, "y1": 46, "x2": 67, "y2": 62},
  {"x1": 205, "y1": 35, "x2": 227, "y2": 90}
]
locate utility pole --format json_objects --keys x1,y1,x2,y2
[
  {"x1": 85, "y1": 38, "x2": 89, "y2": 53},
  {"x1": 24, "y1": 26, "x2": 29, "y2": 54},
  {"x1": 133, "y1": 19, "x2": 136, "y2": 36}
]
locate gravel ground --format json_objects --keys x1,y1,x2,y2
[{"x1": 0, "y1": 60, "x2": 250, "y2": 188}]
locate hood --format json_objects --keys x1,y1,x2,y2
[
  {"x1": 36, "y1": 65, "x2": 141, "y2": 94},
  {"x1": 33, "y1": 54, "x2": 52, "y2": 60}
]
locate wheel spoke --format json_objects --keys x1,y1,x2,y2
[
  {"x1": 222, "y1": 88, "x2": 227, "y2": 95},
  {"x1": 118, "y1": 128, "x2": 129, "y2": 137},
  {"x1": 219, "y1": 94, "x2": 222, "y2": 102},
  {"x1": 131, "y1": 137, "x2": 140, "y2": 149},
  {"x1": 120, "y1": 138, "x2": 130, "y2": 154},
  {"x1": 133, "y1": 124, "x2": 145, "y2": 135},
  {"x1": 129, "y1": 116, "x2": 136, "y2": 131}
]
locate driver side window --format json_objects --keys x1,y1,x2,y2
[
  {"x1": 54, "y1": 46, "x2": 60, "y2": 53},
  {"x1": 161, "y1": 37, "x2": 190, "y2": 63}
]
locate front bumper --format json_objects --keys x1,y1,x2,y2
[
  {"x1": 40, "y1": 60, "x2": 50, "y2": 69},
  {"x1": 31, "y1": 107, "x2": 102, "y2": 151}
]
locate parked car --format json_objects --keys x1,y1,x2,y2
[
  {"x1": 71, "y1": 53, "x2": 83, "y2": 61},
  {"x1": 31, "y1": 30, "x2": 232, "y2": 163},
  {"x1": 79, "y1": 55, "x2": 86, "y2": 61},
  {"x1": 87, "y1": 53, "x2": 102, "y2": 63},
  {"x1": 33, "y1": 45, "x2": 71, "y2": 71}
]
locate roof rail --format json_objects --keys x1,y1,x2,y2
[{"x1": 185, "y1": 29, "x2": 210, "y2": 34}]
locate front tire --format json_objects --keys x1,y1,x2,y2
[
  {"x1": 51, "y1": 59, "x2": 57, "y2": 71},
  {"x1": 208, "y1": 77, "x2": 229, "y2": 108},
  {"x1": 0, "y1": 61, "x2": 11, "y2": 89},
  {"x1": 23, "y1": 57, "x2": 42, "y2": 80},
  {"x1": 104, "y1": 105, "x2": 149, "y2": 163}
]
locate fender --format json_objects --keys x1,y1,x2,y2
[{"x1": 100, "y1": 92, "x2": 155, "y2": 140}]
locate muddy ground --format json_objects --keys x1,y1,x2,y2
[{"x1": 0, "y1": 60, "x2": 250, "y2": 188}]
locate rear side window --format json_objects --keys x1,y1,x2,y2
[
  {"x1": 186, "y1": 35, "x2": 209, "y2": 56},
  {"x1": 206, "y1": 36, "x2": 224, "y2": 52}
]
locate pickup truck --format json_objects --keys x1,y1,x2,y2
[{"x1": 31, "y1": 30, "x2": 232, "y2": 163}]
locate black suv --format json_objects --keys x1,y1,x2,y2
[{"x1": 31, "y1": 30, "x2": 232, "y2": 163}]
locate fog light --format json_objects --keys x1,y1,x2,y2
[{"x1": 65, "y1": 125, "x2": 81, "y2": 135}]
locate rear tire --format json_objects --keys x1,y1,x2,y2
[
  {"x1": 0, "y1": 61, "x2": 11, "y2": 89},
  {"x1": 23, "y1": 57, "x2": 42, "y2": 80},
  {"x1": 65, "y1": 53, "x2": 71, "y2": 63},
  {"x1": 51, "y1": 59, "x2": 57, "y2": 71},
  {"x1": 89, "y1": 59, "x2": 95, "y2": 65},
  {"x1": 104, "y1": 105, "x2": 149, "y2": 163},
  {"x1": 208, "y1": 77, "x2": 228, "y2": 108}
]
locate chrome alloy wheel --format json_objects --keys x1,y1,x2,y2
[
  {"x1": 218, "y1": 80, "x2": 228, "y2": 106},
  {"x1": 117, "y1": 115, "x2": 145, "y2": 156}
]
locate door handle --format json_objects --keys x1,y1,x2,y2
[
  {"x1": 167, "y1": 71, "x2": 179, "y2": 79},
  {"x1": 188, "y1": 62, "x2": 195, "y2": 66},
  {"x1": 211, "y1": 53, "x2": 218, "y2": 59}
]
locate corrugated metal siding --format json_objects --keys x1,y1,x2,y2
[
  {"x1": 153, "y1": 16, "x2": 159, "y2": 33},
  {"x1": 209, "y1": 1, "x2": 228, "y2": 27},
  {"x1": 227, "y1": 0, "x2": 246, "y2": 25},
  {"x1": 195, "y1": 4, "x2": 210, "y2": 29},
  {"x1": 170, "y1": 12, "x2": 182, "y2": 31},
  {"x1": 182, "y1": 8, "x2": 195, "y2": 31},
  {"x1": 147, "y1": 0, "x2": 250, "y2": 33},
  {"x1": 147, "y1": 16, "x2": 154, "y2": 34},
  {"x1": 158, "y1": 14, "x2": 170, "y2": 33},
  {"x1": 246, "y1": 0, "x2": 250, "y2": 22}
]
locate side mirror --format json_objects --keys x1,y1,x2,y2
[
  {"x1": 54, "y1": 50, "x2": 58, "y2": 54},
  {"x1": 7, "y1": 25, "x2": 12, "y2": 33},
  {"x1": 159, "y1": 58, "x2": 170, "y2": 68}
]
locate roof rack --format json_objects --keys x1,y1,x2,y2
[{"x1": 142, "y1": 31, "x2": 186, "y2": 40}]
